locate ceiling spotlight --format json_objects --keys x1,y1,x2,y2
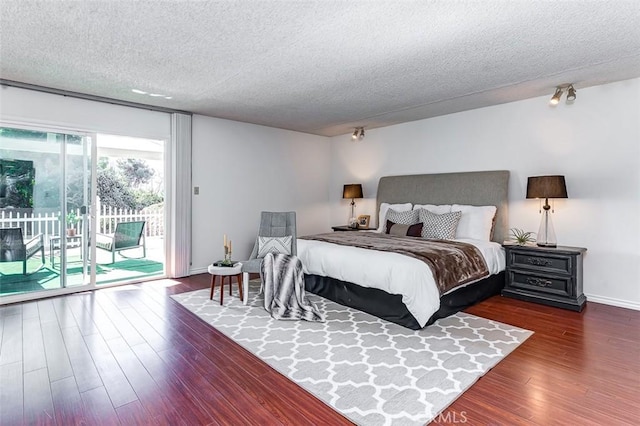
[
  {"x1": 351, "y1": 127, "x2": 365, "y2": 141},
  {"x1": 131, "y1": 89, "x2": 147, "y2": 95},
  {"x1": 549, "y1": 87, "x2": 563, "y2": 106},
  {"x1": 566, "y1": 84, "x2": 577, "y2": 103}
]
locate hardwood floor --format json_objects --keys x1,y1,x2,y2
[{"x1": 0, "y1": 275, "x2": 638, "y2": 425}]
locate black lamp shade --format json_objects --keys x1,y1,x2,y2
[
  {"x1": 526, "y1": 175, "x2": 568, "y2": 199},
  {"x1": 343, "y1": 184, "x2": 363, "y2": 199}
]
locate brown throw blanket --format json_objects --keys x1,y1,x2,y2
[{"x1": 300, "y1": 233, "x2": 489, "y2": 295}]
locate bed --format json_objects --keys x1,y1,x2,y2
[{"x1": 298, "y1": 170, "x2": 509, "y2": 329}]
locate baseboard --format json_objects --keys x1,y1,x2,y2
[
  {"x1": 585, "y1": 293, "x2": 640, "y2": 311},
  {"x1": 189, "y1": 266, "x2": 209, "y2": 275}
]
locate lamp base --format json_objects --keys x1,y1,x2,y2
[
  {"x1": 347, "y1": 199, "x2": 358, "y2": 228},
  {"x1": 536, "y1": 242, "x2": 557, "y2": 248},
  {"x1": 537, "y1": 209, "x2": 558, "y2": 248}
]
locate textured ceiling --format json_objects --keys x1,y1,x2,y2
[{"x1": 1, "y1": 1, "x2": 639, "y2": 137}]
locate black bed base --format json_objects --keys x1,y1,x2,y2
[{"x1": 305, "y1": 271, "x2": 505, "y2": 330}]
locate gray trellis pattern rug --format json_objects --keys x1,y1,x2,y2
[{"x1": 172, "y1": 283, "x2": 532, "y2": 425}]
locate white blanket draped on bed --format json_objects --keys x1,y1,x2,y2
[{"x1": 297, "y1": 238, "x2": 505, "y2": 327}]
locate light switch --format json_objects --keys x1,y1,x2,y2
[{"x1": 193, "y1": 186, "x2": 200, "y2": 195}]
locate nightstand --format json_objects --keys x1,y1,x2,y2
[
  {"x1": 502, "y1": 244, "x2": 587, "y2": 311},
  {"x1": 331, "y1": 225, "x2": 372, "y2": 232}
]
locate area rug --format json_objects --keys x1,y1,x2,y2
[{"x1": 172, "y1": 283, "x2": 532, "y2": 425}]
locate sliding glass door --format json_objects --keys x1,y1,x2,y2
[
  {"x1": 1, "y1": 125, "x2": 167, "y2": 303},
  {"x1": 0, "y1": 126, "x2": 96, "y2": 300}
]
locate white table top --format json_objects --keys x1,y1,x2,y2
[{"x1": 208, "y1": 263, "x2": 242, "y2": 275}]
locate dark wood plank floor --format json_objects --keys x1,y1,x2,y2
[{"x1": 0, "y1": 275, "x2": 638, "y2": 425}]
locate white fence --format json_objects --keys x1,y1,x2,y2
[{"x1": 0, "y1": 206, "x2": 164, "y2": 245}]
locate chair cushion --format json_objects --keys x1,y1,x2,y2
[{"x1": 257, "y1": 236, "x2": 292, "y2": 258}]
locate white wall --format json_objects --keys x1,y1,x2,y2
[
  {"x1": 190, "y1": 115, "x2": 331, "y2": 273},
  {"x1": 0, "y1": 86, "x2": 171, "y2": 140},
  {"x1": 329, "y1": 78, "x2": 640, "y2": 309}
]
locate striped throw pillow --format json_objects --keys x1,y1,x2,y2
[
  {"x1": 385, "y1": 220, "x2": 423, "y2": 237},
  {"x1": 257, "y1": 236, "x2": 292, "y2": 258}
]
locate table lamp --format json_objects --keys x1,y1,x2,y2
[
  {"x1": 526, "y1": 175, "x2": 568, "y2": 247},
  {"x1": 343, "y1": 184, "x2": 363, "y2": 228}
]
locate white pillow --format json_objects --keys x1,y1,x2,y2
[
  {"x1": 413, "y1": 204, "x2": 452, "y2": 214},
  {"x1": 377, "y1": 203, "x2": 412, "y2": 232},
  {"x1": 451, "y1": 204, "x2": 497, "y2": 241},
  {"x1": 257, "y1": 236, "x2": 292, "y2": 258}
]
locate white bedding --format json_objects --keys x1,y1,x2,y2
[{"x1": 297, "y1": 237, "x2": 505, "y2": 327}]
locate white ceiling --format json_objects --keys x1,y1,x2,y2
[{"x1": 1, "y1": 1, "x2": 639, "y2": 137}]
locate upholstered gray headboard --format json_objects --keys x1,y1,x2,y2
[{"x1": 376, "y1": 170, "x2": 510, "y2": 243}]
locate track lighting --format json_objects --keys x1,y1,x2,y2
[
  {"x1": 351, "y1": 127, "x2": 365, "y2": 141},
  {"x1": 566, "y1": 84, "x2": 577, "y2": 102},
  {"x1": 549, "y1": 84, "x2": 577, "y2": 106},
  {"x1": 549, "y1": 87, "x2": 563, "y2": 106}
]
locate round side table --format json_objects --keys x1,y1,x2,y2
[{"x1": 208, "y1": 263, "x2": 243, "y2": 305}]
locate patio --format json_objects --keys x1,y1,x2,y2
[{"x1": 0, "y1": 236, "x2": 164, "y2": 297}]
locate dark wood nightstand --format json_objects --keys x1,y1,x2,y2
[
  {"x1": 502, "y1": 244, "x2": 587, "y2": 311},
  {"x1": 331, "y1": 225, "x2": 373, "y2": 232}
]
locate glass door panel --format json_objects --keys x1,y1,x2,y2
[
  {"x1": 94, "y1": 134, "x2": 166, "y2": 285},
  {"x1": 0, "y1": 126, "x2": 95, "y2": 299}
]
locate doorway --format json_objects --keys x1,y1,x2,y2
[{"x1": 93, "y1": 134, "x2": 166, "y2": 285}]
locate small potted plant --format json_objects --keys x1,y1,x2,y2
[
  {"x1": 66, "y1": 211, "x2": 79, "y2": 236},
  {"x1": 510, "y1": 228, "x2": 536, "y2": 245}
]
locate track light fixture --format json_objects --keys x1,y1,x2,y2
[
  {"x1": 549, "y1": 84, "x2": 577, "y2": 106},
  {"x1": 549, "y1": 87, "x2": 563, "y2": 106},
  {"x1": 351, "y1": 127, "x2": 365, "y2": 141},
  {"x1": 566, "y1": 84, "x2": 577, "y2": 102}
]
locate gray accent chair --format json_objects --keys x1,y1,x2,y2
[
  {"x1": 242, "y1": 211, "x2": 297, "y2": 304},
  {"x1": 95, "y1": 221, "x2": 146, "y2": 264},
  {"x1": 0, "y1": 228, "x2": 45, "y2": 275}
]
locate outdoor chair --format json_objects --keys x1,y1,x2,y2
[
  {"x1": 0, "y1": 228, "x2": 45, "y2": 275},
  {"x1": 241, "y1": 211, "x2": 297, "y2": 304},
  {"x1": 95, "y1": 221, "x2": 146, "y2": 264}
]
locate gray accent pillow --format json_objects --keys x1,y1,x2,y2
[
  {"x1": 386, "y1": 208, "x2": 419, "y2": 226},
  {"x1": 417, "y1": 209, "x2": 462, "y2": 239},
  {"x1": 257, "y1": 236, "x2": 292, "y2": 258}
]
